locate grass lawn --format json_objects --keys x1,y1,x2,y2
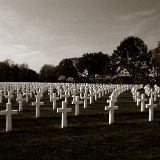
[{"x1": 0, "y1": 88, "x2": 160, "y2": 160}]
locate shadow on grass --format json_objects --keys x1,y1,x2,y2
[{"x1": 1, "y1": 89, "x2": 160, "y2": 159}]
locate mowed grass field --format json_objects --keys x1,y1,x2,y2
[{"x1": 0, "y1": 88, "x2": 160, "y2": 160}]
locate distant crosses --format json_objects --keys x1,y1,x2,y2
[
  {"x1": 15, "y1": 85, "x2": 21, "y2": 99},
  {"x1": 62, "y1": 90, "x2": 69, "y2": 103},
  {"x1": 139, "y1": 94, "x2": 147, "y2": 112},
  {"x1": 0, "y1": 103, "x2": 17, "y2": 132},
  {"x1": 72, "y1": 89, "x2": 77, "y2": 101},
  {"x1": 105, "y1": 100, "x2": 118, "y2": 124},
  {"x1": 0, "y1": 90, "x2": 3, "y2": 103},
  {"x1": 16, "y1": 94, "x2": 25, "y2": 111},
  {"x1": 81, "y1": 92, "x2": 89, "y2": 108},
  {"x1": 57, "y1": 101, "x2": 72, "y2": 128},
  {"x1": 32, "y1": 92, "x2": 44, "y2": 118},
  {"x1": 88, "y1": 90, "x2": 94, "y2": 104},
  {"x1": 51, "y1": 93, "x2": 59, "y2": 110},
  {"x1": 5, "y1": 91, "x2": 13, "y2": 103},
  {"x1": 58, "y1": 89, "x2": 63, "y2": 99},
  {"x1": 153, "y1": 90, "x2": 158, "y2": 101},
  {"x1": 72, "y1": 96, "x2": 83, "y2": 116},
  {"x1": 146, "y1": 97, "x2": 157, "y2": 121},
  {"x1": 79, "y1": 87, "x2": 84, "y2": 99},
  {"x1": 94, "y1": 89, "x2": 98, "y2": 100},
  {"x1": 1, "y1": 82, "x2": 160, "y2": 132},
  {"x1": 48, "y1": 87, "x2": 53, "y2": 102},
  {"x1": 136, "y1": 92, "x2": 141, "y2": 106},
  {"x1": 23, "y1": 87, "x2": 30, "y2": 102}
]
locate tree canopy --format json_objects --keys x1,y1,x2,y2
[
  {"x1": 112, "y1": 36, "x2": 151, "y2": 83},
  {"x1": 77, "y1": 52, "x2": 110, "y2": 82},
  {"x1": 0, "y1": 36, "x2": 160, "y2": 84}
]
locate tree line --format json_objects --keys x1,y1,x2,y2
[{"x1": 0, "y1": 36, "x2": 160, "y2": 84}]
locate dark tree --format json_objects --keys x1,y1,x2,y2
[
  {"x1": 39, "y1": 64, "x2": 58, "y2": 82},
  {"x1": 149, "y1": 41, "x2": 160, "y2": 85},
  {"x1": 57, "y1": 58, "x2": 78, "y2": 81},
  {"x1": 9, "y1": 64, "x2": 20, "y2": 82},
  {"x1": 77, "y1": 52, "x2": 109, "y2": 83},
  {"x1": 112, "y1": 36, "x2": 151, "y2": 83},
  {"x1": 0, "y1": 61, "x2": 10, "y2": 81}
]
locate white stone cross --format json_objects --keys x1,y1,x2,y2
[
  {"x1": 81, "y1": 92, "x2": 89, "y2": 108},
  {"x1": 51, "y1": 93, "x2": 59, "y2": 110},
  {"x1": 98, "y1": 89, "x2": 101, "y2": 98},
  {"x1": 153, "y1": 90, "x2": 158, "y2": 101},
  {"x1": 23, "y1": 87, "x2": 29, "y2": 102},
  {"x1": 105, "y1": 99, "x2": 118, "y2": 124},
  {"x1": 0, "y1": 90, "x2": 3, "y2": 103},
  {"x1": 72, "y1": 89, "x2": 77, "y2": 101},
  {"x1": 88, "y1": 90, "x2": 94, "y2": 104},
  {"x1": 139, "y1": 94, "x2": 147, "y2": 112},
  {"x1": 32, "y1": 92, "x2": 44, "y2": 117},
  {"x1": 0, "y1": 103, "x2": 17, "y2": 132},
  {"x1": 146, "y1": 98, "x2": 157, "y2": 121},
  {"x1": 136, "y1": 92, "x2": 141, "y2": 106},
  {"x1": 94, "y1": 89, "x2": 98, "y2": 100},
  {"x1": 101, "y1": 88, "x2": 105, "y2": 96},
  {"x1": 16, "y1": 93, "x2": 24, "y2": 111},
  {"x1": 72, "y1": 96, "x2": 83, "y2": 115},
  {"x1": 5, "y1": 91, "x2": 13, "y2": 103},
  {"x1": 149, "y1": 89, "x2": 154, "y2": 99},
  {"x1": 57, "y1": 101, "x2": 72, "y2": 128},
  {"x1": 62, "y1": 90, "x2": 69, "y2": 103},
  {"x1": 48, "y1": 88, "x2": 53, "y2": 102},
  {"x1": 58, "y1": 89, "x2": 63, "y2": 99},
  {"x1": 133, "y1": 91, "x2": 137, "y2": 102},
  {"x1": 79, "y1": 87, "x2": 84, "y2": 98}
]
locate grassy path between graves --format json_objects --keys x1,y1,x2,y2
[{"x1": 1, "y1": 89, "x2": 160, "y2": 159}]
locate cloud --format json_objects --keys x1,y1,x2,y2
[
  {"x1": 0, "y1": 43, "x2": 59, "y2": 72},
  {"x1": 12, "y1": 45, "x2": 29, "y2": 50},
  {"x1": 116, "y1": 9, "x2": 156, "y2": 21},
  {"x1": 115, "y1": 7, "x2": 160, "y2": 37}
]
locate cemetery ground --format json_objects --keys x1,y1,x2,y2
[{"x1": 0, "y1": 88, "x2": 160, "y2": 159}]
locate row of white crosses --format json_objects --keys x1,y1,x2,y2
[
  {"x1": 132, "y1": 84, "x2": 160, "y2": 122},
  {"x1": 0, "y1": 84, "x2": 46, "y2": 131},
  {"x1": 0, "y1": 82, "x2": 145, "y2": 131},
  {"x1": 56, "y1": 83, "x2": 122, "y2": 128},
  {"x1": 54, "y1": 83, "x2": 133, "y2": 127},
  {"x1": 105, "y1": 84, "x2": 132, "y2": 124}
]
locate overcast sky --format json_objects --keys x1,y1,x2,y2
[{"x1": 0, "y1": 0, "x2": 159, "y2": 72}]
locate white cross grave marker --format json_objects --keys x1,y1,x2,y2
[
  {"x1": 62, "y1": 90, "x2": 69, "y2": 103},
  {"x1": 0, "y1": 90, "x2": 3, "y2": 103},
  {"x1": 136, "y1": 92, "x2": 141, "y2": 106},
  {"x1": 32, "y1": 92, "x2": 44, "y2": 117},
  {"x1": 81, "y1": 92, "x2": 89, "y2": 108},
  {"x1": 146, "y1": 98, "x2": 157, "y2": 121},
  {"x1": 72, "y1": 89, "x2": 77, "y2": 101},
  {"x1": 58, "y1": 89, "x2": 63, "y2": 99},
  {"x1": 5, "y1": 91, "x2": 13, "y2": 103},
  {"x1": 72, "y1": 96, "x2": 83, "y2": 115},
  {"x1": 16, "y1": 93, "x2": 24, "y2": 111},
  {"x1": 48, "y1": 88, "x2": 53, "y2": 102},
  {"x1": 105, "y1": 100, "x2": 118, "y2": 124},
  {"x1": 139, "y1": 94, "x2": 147, "y2": 112},
  {"x1": 88, "y1": 90, "x2": 94, "y2": 104},
  {"x1": 23, "y1": 87, "x2": 30, "y2": 102},
  {"x1": 57, "y1": 101, "x2": 72, "y2": 128},
  {"x1": 0, "y1": 103, "x2": 17, "y2": 132},
  {"x1": 51, "y1": 93, "x2": 59, "y2": 110},
  {"x1": 94, "y1": 89, "x2": 98, "y2": 101}
]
